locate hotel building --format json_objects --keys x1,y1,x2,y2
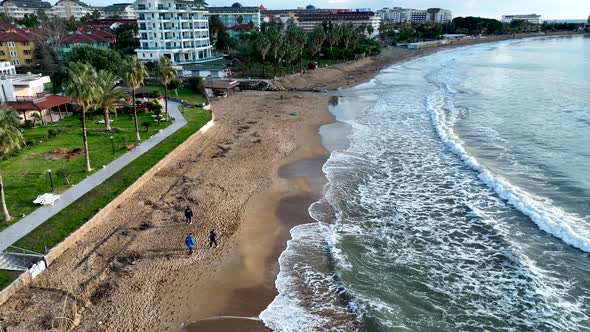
[
  {"x1": 134, "y1": 0, "x2": 214, "y2": 64},
  {"x1": 378, "y1": 7, "x2": 451, "y2": 24},
  {"x1": 51, "y1": 0, "x2": 92, "y2": 19},
  {"x1": 1, "y1": 0, "x2": 51, "y2": 19},
  {"x1": 207, "y1": 2, "x2": 261, "y2": 28},
  {"x1": 501, "y1": 14, "x2": 542, "y2": 25}
]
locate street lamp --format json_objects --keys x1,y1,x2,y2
[
  {"x1": 47, "y1": 169, "x2": 54, "y2": 192},
  {"x1": 110, "y1": 136, "x2": 115, "y2": 154}
]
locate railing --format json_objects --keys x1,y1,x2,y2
[{"x1": 15, "y1": 92, "x2": 47, "y2": 103}]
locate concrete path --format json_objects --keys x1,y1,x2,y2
[{"x1": 0, "y1": 101, "x2": 186, "y2": 253}]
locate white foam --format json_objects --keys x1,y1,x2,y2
[{"x1": 426, "y1": 91, "x2": 590, "y2": 253}]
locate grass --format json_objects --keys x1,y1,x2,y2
[
  {"x1": 13, "y1": 107, "x2": 211, "y2": 253},
  {"x1": 0, "y1": 111, "x2": 172, "y2": 231},
  {"x1": 144, "y1": 84, "x2": 208, "y2": 106},
  {"x1": 0, "y1": 270, "x2": 21, "y2": 291}
]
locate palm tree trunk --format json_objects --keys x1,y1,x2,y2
[
  {"x1": 103, "y1": 108, "x2": 111, "y2": 131},
  {"x1": 132, "y1": 90, "x2": 140, "y2": 141},
  {"x1": 164, "y1": 85, "x2": 169, "y2": 120},
  {"x1": 0, "y1": 173, "x2": 11, "y2": 222},
  {"x1": 57, "y1": 104, "x2": 63, "y2": 120},
  {"x1": 81, "y1": 107, "x2": 92, "y2": 172}
]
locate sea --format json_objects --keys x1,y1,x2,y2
[{"x1": 260, "y1": 35, "x2": 590, "y2": 331}]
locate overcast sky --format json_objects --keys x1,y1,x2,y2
[{"x1": 201, "y1": 0, "x2": 590, "y2": 20}]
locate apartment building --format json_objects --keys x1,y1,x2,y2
[
  {"x1": 296, "y1": 11, "x2": 380, "y2": 34},
  {"x1": 102, "y1": 3, "x2": 136, "y2": 19},
  {"x1": 207, "y1": 2, "x2": 261, "y2": 27},
  {"x1": 1, "y1": 0, "x2": 51, "y2": 19},
  {"x1": 378, "y1": 7, "x2": 451, "y2": 24},
  {"x1": 501, "y1": 14, "x2": 542, "y2": 25},
  {"x1": 0, "y1": 28, "x2": 39, "y2": 67},
  {"x1": 134, "y1": 0, "x2": 214, "y2": 65},
  {"x1": 57, "y1": 29, "x2": 116, "y2": 57},
  {"x1": 51, "y1": 0, "x2": 92, "y2": 19}
]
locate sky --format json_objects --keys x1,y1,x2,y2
[{"x1": 202, "y1": 0, "x2": 590, "y2": 20}]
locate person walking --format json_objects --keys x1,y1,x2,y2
[
  {"x1": 185, "y1": 232, "x2": 196, "y2": 255},
  {"x1": 184, "y1": 206, "x2": 193, "y2": 224},
  {"x1": 209, "y1": 229, "x2": 218, "y2": 248}
]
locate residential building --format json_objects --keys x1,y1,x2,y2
[
  {"x1": 296, "y1": 11, "x2": 380, "y2": 34},
  {"x1": 1, "y1": 0, "x2": 51, "y2": 19},
  {"x1": 0, "y1": 28, "x2": 40, "y2": 67},
  {"x1": 426, "y1": 8, "x2": 452, "y2": 23},
  {"x1": 207, "y1": 2, "x2": 261, "y2": 28},
  {"x1": 378, "y1": 7, "x2": 451, "y2": 24},
  {"x1": 0, "y1": 61, "x2": 72, "y2": 123},
  {"x1": 56, "y1": 28, "x2": 116, "y2": 57},
  {"x1": 51, "y1": 0, "x2": 92, "y2": 19},
  {"x1": 226, "y1": 23, "x2": 256, "y2": 38},
  {"x1": 501, "y1": 14, "x2": 542, "y2": 25},
  {"x1": 102, "y1": 3, "x2": 136, "y2": 19},
  {"x1": 84, "y1": 18, "x2": 137, "y2": 29},
  {"x1": 585, "y1": 15, "x2": 590, "y2": 32},
  {"x1": 134, "y1": 0, "x2": 215, "y2": 65}
]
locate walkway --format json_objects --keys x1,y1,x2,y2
[{"x1": 0, "y1": 101, "x2": 186, "y2": 253}]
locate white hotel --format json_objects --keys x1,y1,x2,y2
[{"x1": 134, "y1": 0, "x2": 214, "y2": 64}]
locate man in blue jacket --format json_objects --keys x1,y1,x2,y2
[{"x1": 185, "y1": 232, "x2": 196, "y2": 255}]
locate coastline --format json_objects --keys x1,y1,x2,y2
[{"x1": 0, "y1": 32, "x2": 581, "y2": 331}]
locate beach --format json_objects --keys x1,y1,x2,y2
[{"x1": 0, "y1": 33, "x2": 584, "y2": 331}]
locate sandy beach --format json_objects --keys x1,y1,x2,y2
[{"x1": 0, "y1": 32, "x2": 580, "y2": 331}]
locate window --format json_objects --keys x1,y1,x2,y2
[
  {"x1": 22, "y1": 41, "x2": 29, "y2": 46},
  {"x1": 8, "y1": 41, "x2": 15, "y2": 47},
  {"x1": 157, "y1": 4, "x2": 164, "y2": 9},
  {"x1": 12, "y1": 59, "x2": 19, "y2": 65},
  {"x1": 23, "y1": 50, "x2": 31, "y2": 55},
  {"x1": 137, "y1": 4, "x2": 145, "y2": 9},
  {"x1": 0, "y1": 51, "x2": 4, "y2": 56},
  {"x1": 0, "y1": 42, "x2": 2, "y2": 46},
  {"x1": 9, "y1": 50, "x2": 17, "y2": 57},
  {"x1": 25, "y1": 59, "x2": 32, "y2": 64}
]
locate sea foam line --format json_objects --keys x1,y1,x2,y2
[{"x1": 426, "y1": 92, "x2": 590, "y2": 253}]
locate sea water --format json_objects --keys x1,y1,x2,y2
[{"x1": 261, "y1": 35, "x2": 590, "y2": 331}]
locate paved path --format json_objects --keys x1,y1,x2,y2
[{"x1": 0, "y1": 101, "x2": 186, "y2": 253}]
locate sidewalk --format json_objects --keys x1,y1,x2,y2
[{"x1": 0, "y1": 101, "x2": 186, "y2": 253}]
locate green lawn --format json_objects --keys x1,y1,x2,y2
[
  {"x1": 0, "y1": 111, "x2": 172, "y2": 231},
  {"x1": 0, "y1": 270, "x2": 21, "y2": 291},
  {"x1": 13, "y1": 107, "x2": 211, "y2": 253},
  {"x1": 144, "y1": 84, "x2": 208, "y2": 106}
]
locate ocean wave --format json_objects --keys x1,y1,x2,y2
[{"x1": 426, "y1": 90, "x2": 590, "y2": 253}]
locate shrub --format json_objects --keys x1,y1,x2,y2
[
  {"x1": 48, "y1": 128, "x2": 58, "y2": 138},
  {"x1": 23, "y1": 120, "x2": 34, "y2": 128},
  {"x1": 188, "y1": 76, "x2": 205, "y2": 96}
]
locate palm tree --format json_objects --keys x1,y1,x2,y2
[
  {"x1": 327, "y1": 25, "x2": 341, "y2": 51},
  {"x1": 310, "y1": 26, "x2": 326, "y2": 64},
  {"x1": 0, "y1": 105, "x2": 24, "y2": 222},
  {"x1": 92, "y1": 70, "x2": 127, "y2": 132},
  {"x1": 157, "y1": 56, "x2": 177, "y2": 121},
  {"x1": 64, "y1": 62, "x2": 95, "y2": 172},
  {"x1": 255, "y1": 33, "x2": 271, "y2": 78},
  {"x1": 267, "y1": 28, "x2": 283, "y2": 77},
  {"x1": 123, "y1": 56, "x2": 149, "y2": 141}
]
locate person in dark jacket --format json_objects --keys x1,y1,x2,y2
[
  {"x1": 209, "y1": 229, "x2": 218, "y2": 248},
  {"x1": 184, "y1": 206, "x2": 193, "y2": 224},
  {"x1": 185, "y1": 232, "x2": 196, "y2": 255}
]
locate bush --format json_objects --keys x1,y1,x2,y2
[
  {"x1": 22, "y1": 120, "x2": 34, "y2": 129},
  {"x1": 48, "y1": 128, "x2": 58, "y2": 138},
  {"x1": 166, "y1": 79, "x2": 182, "y2": 91},
  {"x1": 25, "y1": 139, "x2": 36, "y2": 146},
  {"x1": 149, "y1": 91, "x2": 161, "y2": 99},
  {"x1": 188, "y1": 76, "x2": 205, "y2": 96}
]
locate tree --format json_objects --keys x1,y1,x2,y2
[
  {"x1": 19, "y1": 14, "x2": 40, "y2": 28},
  {"x1": 267, "y1": 28, "x2": 283, "y2": 76},
  {"x1": 157, "y1": 56, "x2": 177, "y2": 120},
  {"x1": 112, "y1": 24, "x2": 140, "y2": 55},
  {"x1": 342, "y1": 24, "x2": 354, "y2": 49},
  {"x1": 64, "y1": 63, "x2": 96, "y2": 172},
  {"x1": 148, "y1": 100, "x2": 162, "y2": 126},
  {"x1": 188, "y1": 76, "x2": 205, "y2": 96},
  {"x1": 237, "y1": 15, "x2": 244, "y2": 25},
  {"x1": 327, "y1": 25, "x2": 341, "y2": 50},
  {"x1": 367, "y1": 24, "x2": 375, "y2": 36},
  {"x1": 0, "y1": 106, "x2": 25, "y2": 222},
  {"x1": 30, "y1": 112, "x2": 42, "y2": 126},
  {"x1": 209, "y1": 15, "x2": 225, "y2": 45},
  {"x1": 309, "y1": 26, "x2": 326, "y2": 63},
  {"x1": 167, "y1": 79, "x2": 182, "y2": 96},
  {"x1": 91, "y1": 70, "x2": 126, "y2": 132},
  {"x1": 141, "y1": 120, "x2": 151, "y2": 132},
  {"x1": 255, "y1": 33, "x2": 271, "y2": 77},
  {"x1": 123, "y1": 56, "x2": 148, "y2": 141},
  {"x1": 62, "y1": 45, "x2": 124, "y2": 74}
]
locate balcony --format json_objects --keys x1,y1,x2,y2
[{"x1": 15, "y1": 92, "x2": 49, "y2": 103}]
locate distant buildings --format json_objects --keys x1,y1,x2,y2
[
  {"x1": 501, "y1": 14, "x2": 542, "y2": 25},
  {"x1": 378, "y1": 7, "x2": 452, "y2": 24},
  {"x1": 51, "y1": 0, "x2": 92, "y2": 19},
  {"x1": 134, "y1": 0, "x2": 215, "y2": 65},
  {"x1": 102, "y1": 3, "x2": 136, "y2": 19},
  {"x1": 1, "y1": 0, "x2": 51, "y2": 19},
  {"x1": 207, "y1": 3, "x2": 261, "y2": 28},
  {"x1": 262, "y1": 8, "x2": 380, "y2": 35}
]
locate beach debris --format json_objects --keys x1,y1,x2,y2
[
  {"x1": 290, "y1": 112, "x2": 297, "y2": 116},
  {"x1": 237, "y1": 125, "x2": 250, "y2": 133}
]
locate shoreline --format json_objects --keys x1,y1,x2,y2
[{"x1": 0, "y1": 32, "x2": 578, "y2": 331}]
